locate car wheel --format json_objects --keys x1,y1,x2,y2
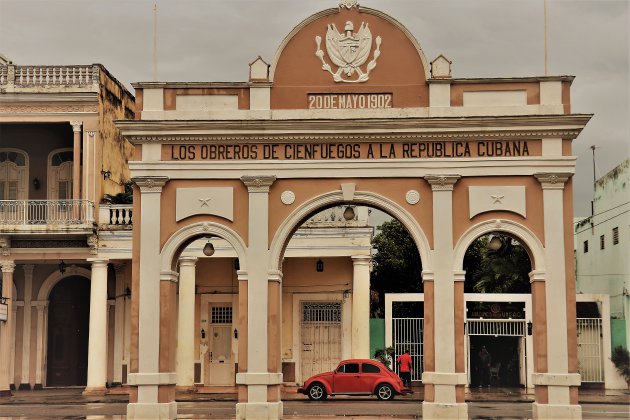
[
  {"x1": 307, "y1": 383, "x2": 327, "y2": 401},
  {"x1": 376, "y1": 383, "x2": 394, "y2": 400}
]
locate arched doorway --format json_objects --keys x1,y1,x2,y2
[
  {"x1": 46, "y1": 276, "x2": 90, "y2": 386},
  {"x1": 461, "y1": 231, "x2": 534, "y2": 389}
]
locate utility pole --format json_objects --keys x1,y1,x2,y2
[
  {"x1": 153, "y1": 1, "x2": 158, "y2": 81},
  {"x1": 590, "y1": 145, "x2": 597, "y2": 227},
  {"x1": 544, "y1": 0, "x2": 548, "y2": 76}
]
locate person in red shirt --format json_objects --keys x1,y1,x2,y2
[{"x1": 396, "y1": 349, "x2": 413, "y2": 388}]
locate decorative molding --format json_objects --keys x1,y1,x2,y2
[
  {"x1": 86, "y1": 131, "x2": 96, "y2": 138},
  {"x1": 315, "y1": 19, "x2": 382, "y2": 83},
  {"x1": 268, "y1": 270, "x2": 283, "y2": 283},
  {"x1": 424, "y1": 174, "x2": 461, "y2": 191},
  {"x1": 0, "y1": 260, "x2": 16, "y2": 273},
  {"x1": 340, "y1": 183, "x2": 356, "y2": 201},
  {"x1": 10, "y1": 239, "x2": 87, "y2": 248},
  {"x1": 421, "y1": 270, "x2": 435, "y2": 282},
  {"x1": 132, "y1": 176, "x2": 169, "y2": 193},
  {"x1": 339, "y1": 0, "x2": 359, "y2": 8},
  {"x1": 469, "y1": 186, "x2": 526, "y2": 219},
  {"x1": 534, "y1": 172, "x2": 572, "y2": 190},
  {"x1": 405, "y1": 190, "x2": 420, "y2": 205},
  {"x1": 0, "y1": 105, "x2": 98, "y2": 113},
  {"x1": 241, "y1": 175, "x2": 276, "y2": 192},
  {"x1": 176, "y1": 187, "x2": 234, "y2": 222},
  {"x1": 280, "y1": 190, "x2": 295, "y2": 205},
  {"x1": 87, "y1": 234, "x2": 98, "y2": 255},
  {"x1": 125, "y1": 130, "x2": 583, "y2": 145},
  {"x1": 70, "y1": 121, "x2": 83, "y2": 132},
  {"x1": 0, "y1": 236, "x2": 10, "y2": 256},
  {"x1": 160, "y1": 270, "x2": 179, "y2": 283}
]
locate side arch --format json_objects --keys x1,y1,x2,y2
[
  {"x1": 269, "y1": 190, "x2": 432, "y2": 271},
  {"x1": 452, "y1": 219, "x2": 546, "y2": 272},
  {"x1": 37, "y1": 266, "x2": 92, "y2": 301},
  {"x1": 160, "y1": 221, "x2": 248, "y2": 272}
]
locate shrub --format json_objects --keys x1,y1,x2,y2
[{"x1": 610, "y1": 346, "x2": 630, "y2": 385}]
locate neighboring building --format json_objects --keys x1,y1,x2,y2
[
  {"x1": 0, "y1": 59, "x2": 135, "y2": 394},
  {"x1": 574, "y1": 159, "x2": 630, "y2": 388},
  {"x1": 116, "y1": 2, "x2": 591, "y2": 419}
]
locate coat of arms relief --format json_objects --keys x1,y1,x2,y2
[{"x1": 315, "y1": 20, "x2": 382, "y2": 83}]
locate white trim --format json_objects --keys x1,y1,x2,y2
[
  {"x1": 47, "y1": 147, "x2": 73, "y2": 200},
  {"x1": 36, "y1": 267, "x2": 92, "y2": 301},
  {"x1": 270, "y1": 190, "x2": 431, "y2": 271},
  {"x1": 452, "y1": 219, "x2": 545, "y2": 272},
  {"x1": 160, "y1": 222, "x2": 248, "y2": 273}
]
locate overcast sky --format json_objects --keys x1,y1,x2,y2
[{"x1": 1, "y1": 0, "x2": 628, "y2": 216}]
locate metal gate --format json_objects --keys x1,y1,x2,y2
[
  {"x1": 577, "y1": 318, "x2": 604, "y2": 382},
  {"x1": 300, "y1": 301, "x2": 342, "y2": 382},
  {"x1": 466, "y1": 319, "x2": 526, "y2": 336},
  {"x1": 392, "y1": 318, "x2": 424, "y2": 381}
]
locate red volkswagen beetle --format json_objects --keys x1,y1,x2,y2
[{"x1": 298, "y1": 359, "x2": 411, "y2": 401}]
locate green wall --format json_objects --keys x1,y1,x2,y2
[
  {"x1": 370, "y1": 318, "x2": 385, "y2": 359},
  {"x1": 611, "y1": 319, "x2": 627, "y2": 350}
]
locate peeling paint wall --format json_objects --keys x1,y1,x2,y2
[{"x1": 98, "y1": 68, "x2": 135, "y2": 199}]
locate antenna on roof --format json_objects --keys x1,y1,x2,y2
[
  {"x1": 590, "y1": 145, "x2": 599, "y2": 221},
  {"x1": 153, "y1": 1, "x2": 158, "y2": 81}
]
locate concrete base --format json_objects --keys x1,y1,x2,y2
[
  {"x1": 127, "y1": 402, "x2": 177, "y2": 420},
  {"x1": 33, "y1": 384, "x2": 42, "y2": 390},
  {"x1": 82, "y1": 386, "x2": 108, "y2": 396},
  {"x1": 532, "y1": 402, "x2": 582, "y2": 419},
  {"x1": 236, "y1": 401, "x2": 283, "y2": 420},
  {"x1": 422, "y1": 402, "x2": 468, "y2": 419},
  {"x1": 18, "y1": 383, "x2": 31, "y2": 390}
]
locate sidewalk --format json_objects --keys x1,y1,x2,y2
[{"x1": 1, "y1": 385, "x2": 626, "y2": 406}]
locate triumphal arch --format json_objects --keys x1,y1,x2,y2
[{"x1": 118, "y1": 2, "x2": 591, "y2": 419}]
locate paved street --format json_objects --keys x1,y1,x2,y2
[{"x1": 0, "y1": 398, "x2": 629, "y2": 419}]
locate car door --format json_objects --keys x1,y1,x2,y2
[
  {"x1": 332, "y1": 362, "x2": 362, "y2": 394},
  {"x1": 360, "y1": 362, "x2": 383, "y2": 393}
]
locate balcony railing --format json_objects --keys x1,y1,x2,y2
[
  {"x1": 0, "y1": 200, "x2": 94, "y2": 229},
  {"x1": 98, "y1": 204, "x2": 133, "y2": 228},
  {"x1": 0, "y1": 65, "x2": 99, "y2": 91}
]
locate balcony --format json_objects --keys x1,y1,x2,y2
[
  {"x1": 98, "y1": 204, "x2": 133, "y2": 230},
  {"x1": 0, "y1": 64, "x2": 99, "y2": 93},
  {"x1": 0, "y1": 200, "x2": 94, "y2": 233}
]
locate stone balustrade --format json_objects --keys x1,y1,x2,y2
[{"x1": 0, "y1": 64, "x2": 99, "y2": 89}]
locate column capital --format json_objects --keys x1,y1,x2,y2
[
  {"x1": 453, "y1": 270, "x2": 466, "y2": 282},
  {"x1": 241, "y1": 175, "x2": 276, "y2": 193},
  {"x1": 534, "y1": 172, "x2": 572, "y2": 190},
  {"x1": 178, "y1": 256, "x2": 198, "y2": 268},
  {"x1": 132, "y1": 176, "x2": 169, "y2": 193},
  {"x1": 86, "y1": 130, "x2": 96, "y2": 138},
  {"x1": 88, "y1": 258, "x2": 109, "y2": 269},
  {"x1": 421, "y1": 270, "x2": 434, "y2": 282},
  {"x1": 160, "y1": 270, "x2": 179, "y2": 283},
  {"x1": 529, "y1": 270, "x2": 546, "y2": 283},
  {"x1": 0, "y1": 236, "x2": 10, "y2": 256},
  {"x1": 0, "y1": 261, "x2": 16, "y2": 273},
  {"x1": 351, "y1": 255, "x2": 371, "y2": 266},
  {"x1": 22, "y1": 264, "x2": 34, "y2": 277},
  {"x1": 424, "y1": 174, "x2": 461, "y2": 191},
  {"x1": 268, "y1": 270, "x2": 283, "y2": 283},
  {"x1": 70, "y1": 121, "x2": 83, "y2": 132},
  {"x1": 236, "y1": 270, "x2": 248, "y2": 281}
]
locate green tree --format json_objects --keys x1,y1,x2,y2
[
  {"x1": 463, "y1": 234, "x2": 531, "y2": 293},
  {"x1": 370, "y1": 219, "x2": 423, "y2": 317}
]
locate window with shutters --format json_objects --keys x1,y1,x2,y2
[
  {"x1": 600, "y1": 235, "x2": 605, "y2": 250},
  {"x1": 0, "y1": 149, "x2": 28, "y2": 200},
  {"x1": 48, "y1": 149, "x2": 73, "y2": 200},
  {"x1": 583, "y1": 240, "x2": 588, "y2": 253},
  {"x1": 612, "y1": 227, "x2": 619, "y2": 245}
]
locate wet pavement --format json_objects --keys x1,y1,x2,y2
[{"x1": 0, "y1": 386, "x2": 627, "y2": 419}]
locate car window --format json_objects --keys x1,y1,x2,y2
[
  {"x1": 362, "y1": 363, "x2": 380, "y2": 374},
  {"x1": 338, "y1": 363, "x2": 359, "y2": 373}
]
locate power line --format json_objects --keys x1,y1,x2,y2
[
  {"x1": 574, "y1": 202, "x2": 630, "y2": 223},
  {"x1": 574, "y1": 210, "x2": 630, "y2": 235}
]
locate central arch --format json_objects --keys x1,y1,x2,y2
[{"x1": 269, "y1": 190, "x2": 432, "y2": 271}]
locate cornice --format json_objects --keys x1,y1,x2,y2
[{"x1": 118, "y1": 114, "x2": 592, "y2": 144}]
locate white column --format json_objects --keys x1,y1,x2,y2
[
  {"x1": 422, "y1": 175, "x2": 468, "y2": 420},
  {"x1": 70, "y1": 121, "x2": 83, "y2": 200},
  {"x1": 532, "y1": 173, "x2": 581, "y2": 419},
  {"x1": 34, "y1": 301, "x2": 47, "y2": 388},
  {"x1": 127, "y1": 176, "x2": 176, "y2": 420},
  {"x1": 176, "y1": 257, "x2": 197, "y2": 388},
  {"x1": 20, "y1": 265, "x2": 34, "y2": 390},
  {"x1": 85, "y1": 258, "x2": 109, "y2": 394},
  {"x1": 112, "y1": 263, "x2": 126, "y2": 386},
  {"x1": 0, "y1": 261, "x2": 16, "y2": 396},
  {"x1": 351, "y1": 255, "x2": 371, "y2": 358},
  {"x1": 236, "y1": 176, "x2": 283, "y2": 420}
]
